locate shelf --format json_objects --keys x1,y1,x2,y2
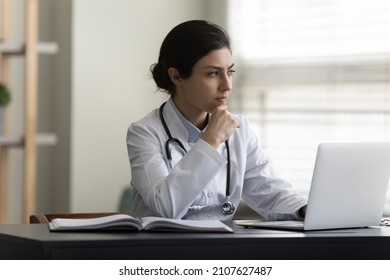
[
  {"x1": 1, "y1": 0, "x2": 59, "y2": 223},
  {"x1": 0, "y1": 133, "x2": 57, "y2": 148},
  {"x1": 0, "y1": 42, "x2": 58, "y2": 55}
]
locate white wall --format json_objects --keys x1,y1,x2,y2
[{"x1": 70, "y1": 0, "x2": 207, "y2": 212}]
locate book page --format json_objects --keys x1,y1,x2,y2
[
  {"x1": 49, "y1": 214, "x2": 142, "y2": 231},
  {"x1": 141, "y1": 217, "x2": 233, "y2": 232}
]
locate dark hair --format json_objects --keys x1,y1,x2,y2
[{"x1": 151, "y1": 20, "x2": 231, "y2": 94}]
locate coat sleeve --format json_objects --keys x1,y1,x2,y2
[
  {"x1": 127, "y1": 117, "x2": 226, "y2": 219},
  {"x1": 239, "y1": 117, "x2": 308, "y2": 220}
]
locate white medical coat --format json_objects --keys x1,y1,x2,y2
[{"x1": 126, "y1": 99, "x2": 307, "y2": 221}]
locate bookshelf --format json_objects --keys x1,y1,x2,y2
[{"x1": 0, "y1": 0, "x2": 58, "y2": 223}]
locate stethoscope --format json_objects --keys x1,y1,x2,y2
[{"x1": 159, "y1": 102, "x2": 235, "y2": 215}]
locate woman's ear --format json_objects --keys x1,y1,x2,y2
[{"x1": 167, "y1": 67, "x2": 182, "y2": 86}]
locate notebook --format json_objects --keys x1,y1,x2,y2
[{"x1": 237, "y1": 142, "x2": 390, "y2": 231}]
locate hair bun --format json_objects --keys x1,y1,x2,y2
[{"x1": 150, "y1": 62, "x2": 174, "y2": 93}]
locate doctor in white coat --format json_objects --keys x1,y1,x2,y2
[{"x1": 126, "y1": 20, "x2": 307, "y2": 221}]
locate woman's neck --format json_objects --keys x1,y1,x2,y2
[{"x1": 172, "y1": 97, "x2": 208, "y2": 130}]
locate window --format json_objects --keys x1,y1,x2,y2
[{"x1": 228, "y1": 0, "x2": 390, "y2": 214}]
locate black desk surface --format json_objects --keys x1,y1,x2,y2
[{"x1": 1, "y1": 222, "x2": 390, "y2": 259}]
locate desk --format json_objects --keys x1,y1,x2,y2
[{"x1": 0, "y1": 223, "x2": 390, "y2": 259}]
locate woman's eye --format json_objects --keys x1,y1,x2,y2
[
  {"x1": 207, "y1": 69, "x2": 236, "y2": 77},
  {"x1": 208, "y1": 71, "x2": 219, "y2": 76},
  {"x1": 228, "y1": 69, "x2": 236, "y2": 76}
]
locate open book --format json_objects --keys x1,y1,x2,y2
[{"x1": 48, "y1": 214, "x2": 233, "y2": 233}]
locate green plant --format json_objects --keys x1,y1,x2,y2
[{"x1": 0, "y1": 83, "x2": 11, "y2": 107}]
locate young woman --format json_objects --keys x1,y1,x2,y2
[{"x1": 126, "y1": 20, "x2": 307, "y2": 221}]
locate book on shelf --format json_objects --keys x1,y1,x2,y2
[{"x1": 48, "y1": 214, "x2": 233, "y2": 233}]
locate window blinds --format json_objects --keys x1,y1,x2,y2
[
  {"x1": 228, "y1": 0, "x2": 390, "y2": 60},
  {"x1": 227, "y1": 0, "x2": 390, "y2": 213}
]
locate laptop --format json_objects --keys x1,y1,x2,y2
[{"x1": 237, "y1": 142, "x2": 390, "y2": 231}]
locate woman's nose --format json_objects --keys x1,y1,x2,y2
[{"x1": 219, "y1": 73, "x2": 232, "y2": 92}]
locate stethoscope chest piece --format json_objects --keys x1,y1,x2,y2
[{"x1": 221, "y1": 201, "x2": 235, "y2": 215}]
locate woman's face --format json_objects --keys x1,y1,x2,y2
[{"x1": 173, "y1": 47, "x2": 235, "y2": 121}]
